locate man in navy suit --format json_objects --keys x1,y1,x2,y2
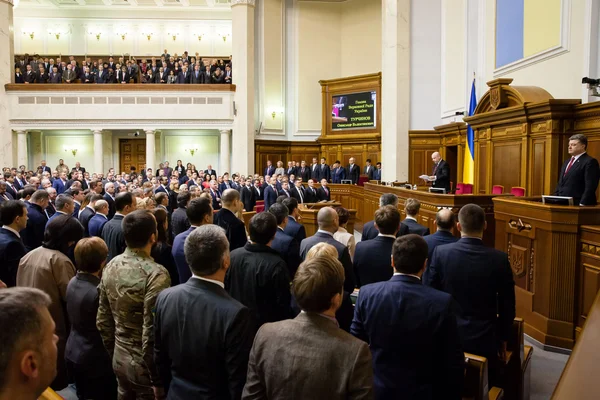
[
  {"x1": 172, "y1": 197, "x2": 213, "y2": 284},
  {"x1": 22, "y1": 190, "x2": 49, "y2": 251},
  {"x1": 268, "y1": 203, "x2": 301, "y2": 278},
  {"x1": 39, "y1": 160, "x2": 52, "y2": 174},
  {"x1": 354, "y1": 205, "x2": 399, "y2": 287},
  {"x1": 0, "y1": 201, "x2": 28, "y2": 287},
  {"x1": 402, "y1": 198, "x2": 430, "y2": 236},
  {"x1": 346, "y1": 157, "x2": 360, "y2": 184},
  {"x1": 263, "y1": 176, "x2": 278, "y2": 211},
  {"x1": 103, "y1": 182, "x2": 116, "y2": 220},
  {"x1": 317, "y1": 179, "x2": 331, "y2": 201},
  {"x1": 218, "y1": 172, "x2": 233, "y2": 193},
  {"x1": 88, "y1": 200, "x2": 109, "y2": 237},
  {"x1": 300, "y1": 207, "x2": 356, "y2": 292},
  {"x1": 422, "y1": 209, "x2": 458, "y2": 283},
  {"x1": 362, "y1": 193, "x2": 408, "y2": 241},
  {"x1": 208, "y1": 180, "x2": 222, "y2": 210},
  {"x1": 318, "y1": 157, "x2": 331, "y2": 183},
  {"x1": 213, "y1": 189, "x2": 247, "y2": 251},
  {"x1": 282, "y1": 197, "x2": 306, "y2": 243},
  {"x1": 553, "y1": 133, "x2": 600, "y2": 205},
  {"x1": 204, "y1": 165, "x2": 217, "y2": 177},
  {"x1": 264, "y1": 160, "x2": 275, "y2": 177},
  {"x1": 79, "y1": 193, "x2": 102, "y2": 237},
  {"x1": 351, "y1": 234, "x2": 464, "y2": 400},
  {"x1": 425, "y1": 204, "x2": 515, "y2": 386},
  {"x1": 331, "y1": 161, "x2": 346, "y2": 184},
  {"x1": 363, "y1": 159, "x2": 375, "y2": 180},
  {"x1": 45, "y1": 194, "x2": 76, "y2": 229},
  {"x1": 52, "y1": 172, "x2": 68, "y2": 195},
  {"x1": 373, "y1": 162, "x2": 382, "y2": 181}
]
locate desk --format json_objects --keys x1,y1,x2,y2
[
  {"x1": 298, "y1": 202, "x2": 357, "y2": 237},
  {"x1": 493, "y1": 196, "x2": 600, "y2": 349}
]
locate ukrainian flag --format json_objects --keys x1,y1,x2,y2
[{"x1": 463, "y1": 79, "x2": 476, "y2": 185}]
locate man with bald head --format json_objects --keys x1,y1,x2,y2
[
  {"x1": 429, "y1": 152, "x2": 451, "y2": 192},
  {"x1": 422, "y1": 208, "x2": 459, "y2": 282},
  {"x1": 213, "y1": 189, "x2": 247, "y2": 251},
  {"x1": 299, "y1": 207, "x2": 356, "y2": 292}
]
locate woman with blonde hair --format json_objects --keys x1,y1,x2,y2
[{"x1": 274, "y1": 160, "x2": 285, "y2": 177}]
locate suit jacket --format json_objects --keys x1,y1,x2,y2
[
  {"x1": 53, "y1": 178, "x2": 67, "y2": 195},
  {"x1": 290, "y1": 186, "x2": 305, "y2": 204},
  {"x1": 171, "y1": 207, "x2": 191, "y2": 238},
  {"x1": 425, "y1": 238, "x2": 516, "y2": 358},
  {"x1": 318, "y1": 164, "x2": 331, "y2": 182},
  {"x1": 347, "y1": 164, "x2": 360, "y2": 184},
  {"x1": 78, "y1": 206, "x2": 95, "y2": 237},
  {"x1": 251, "y1": 186, "x2": 263, "y2": 201},
  {"x1": 432, "y1": 160, "x2": 451, "y2": 192},
  {"x1": 351, "y1": 275, "x2": 463, "y2": 400},
  {"x1": 332, "y1": 167, "x2": 346, "y2": 184},
  {"x1": 300, "y1": 232, "x2": 356, "y2": 292},
  {"x1": 100, "y1": 214, "x2": 126, "y2": 262},
  {"x1": 363, "y1": 165, "x2": 375, "y2": 180},
  {"x1": 204, "y1": 168, "x2": 217, "y2": 177},
  {"x1": 5, "y1": 184, "x2": 17, "y2": 200},
  {"x1": 270, "y1": 228, "x2": 301, "y2": 278},
  {"x1": 88, "y1": 214, "x2": 108, "y2": 237},
  {"x1": 263, "y1": 185, "x2": 278, "y2": 211},
  {"x1": 283, "y1": 216, "x2": 306, "y2": 244},
  {"x1": 95, "y1": 70, "x2": 108, "y2": 84},
  {"x1": 49, "y1": 72, "x2": 62, "y2": 83},
  {"x1": 264, "y1": 165, "x2": 276, "y2": 177},
  {"x1": 422, "y1": 230, "x2": 458, "y2": 283},
  {"x1": 214, "y1": 208, "x2": 248, "y2": 251},
  {"x1": 40, "y1": 165, "x2": 52, "y2": 174},
  {"x1": 285, "y1": 166, "x2": 297, "y2": 176},
  {"x1": 80, "y1": 72, "x2": 95, "y2": 83},
  {"x1": 243, "y1": 312, "x2": 373, "y2": 400},
  {"x1": 219, "y1": 180, "x2": 233, "y2": 193},
  {"x1": 209, "y1": 189, "x2": 222, "y2": 210},
  {"x1": 373, "y1": 168, "x2": 382, "y2": 181},
  {"x1": 155, "y1": 278, "x2": 254, "y2": 399},
  {"x1": 225, "y1": 243, "x2": 293, "y2": 331},
  {"x1": 316, "y1": 186, "x2": 331, "y2": 201},
  {"x1": 240, "y1": 186, "x2": 256, "y2": 212},
  {"x1": 190, "y1": 70, "x2": 203, "y2": 84},
  {"x1": 353, "y1": 235, "x2": 395, "y2": 287},
  {"x1": 554, "y1": 153, "x2": 600, "y2": 205},
  {"x1": 177, "y1": 71, "x2": 190, "y2": 84},
  {"x1": 35, "y1": 71, "x2": 48, "y2": 83},
  {"x1": 62, "y1": 69, "x2": 77, "y2": 83},
  {"x1": 402, "y1": 218, "x2": 430, "y2": 236},
  {"x1": 14, "y1": 73, "x2": 25, "y2": 83},
  {"x1": 304, "y1": 186, "x2": 319, "y2": 203},
  {"x1": 297, "y1": 167, "x2": 311, "y2": 182},
  {"x1": 65, "y1": 273, "x2": 114, "y2": 376},
  {"x1": 0, "y1": 228, "x2": 27, "y2": 287},
  {"x1": 22, "y1": 202, "x2": 48, "y2": 251},
  {"x1": 172, "y1": 226, "x2": 195, "y2": 284},
  {"x1": 24, "y1": 70, "x2": 36, "y2": 83},
  {"x1": 360, "y1": 220, "x2": 409, "y2": 242},
  {"x1": 103, "y1": 193, "x2": 116, "y2": 220},
  {"x1": 201, "y1": 71, "x2": 212, "y2": 84}
]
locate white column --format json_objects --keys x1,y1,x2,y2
[
  {"x1": 0, "y1": 0, "x2": 15, "y2": 167},
  {"x1": 381, "y1": 0, "x2": 410, "y2": 182},
  {"x1": 220, "y1": 129, "x2": 231, "y2": 174},
  {"x1": 231, "y1": 0, "x2": 255, "y2": 174},
  {"x1": 92, "y1": 129, "x2": 103, "y2": 174},
  {"x1": 16, "y1": 130, "x2": 27, "y2": 169},
  {"x1": 145, "y1": 129, "x2": 155, "y2": 174}
]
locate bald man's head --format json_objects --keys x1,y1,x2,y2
[
  {"x1": 317, "y1": 207, "x2": 339, "y2": 233},
  {"x1": 435, "y1": 208, "x2": 455, "y2": 231},
  {"x1": 431, "y1": 152, "x2": 441, "y2": 163}
]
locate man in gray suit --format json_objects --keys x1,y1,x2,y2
[{"x1": 242, "y1": 255, "x2": 373, "y2": 399}]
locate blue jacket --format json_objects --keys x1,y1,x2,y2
[
  {"x1": 351, "y1": 275, "x2": 464, "y2": 400},
  {"x1": 353, "y1": 235, "x2": 395, "y2": 287},
  {"x1": 283, "y1": 216, "x2": 306, "y2": 244},
  {"x1": 270, "y1": 228, "x2": 301, "y2": 278},
  {"x1": 22, "y1": 202, "x2": 48, "y2": 251},
  {"x1": 52, "y1": 178, "x2": 67, "y2": 194},
  {"x1": 0, "y1": 228, "x2": 27, "y2": 287},
  {"x1": 88, "y1": 214, "x2": 108, "y2": 237},
  {"x1": 263, "y1": 185, "x2": 278, "y2": 211},
  {"x1": 422, "y1": 230, "x2": 458, "y2": 282},
  {"x1": 332, "y1": 167, "x2": 346, "y2": 184},
  {"x1": 172, "y1": 226, "x2": 195, "y2": 284}
]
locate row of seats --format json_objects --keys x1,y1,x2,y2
[{"x1": 454, "y1": 183, "x2": 526, "y2": 197}]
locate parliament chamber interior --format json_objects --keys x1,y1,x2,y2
[{"x1": 1, "y1": 0, "x2": 600, "y2": 399}]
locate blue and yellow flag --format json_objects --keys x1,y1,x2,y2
[{"x1": 463, "y1": 79, "x2": 477, "y2": 184}]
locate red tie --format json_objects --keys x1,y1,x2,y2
[{"x1": 564, "y1": 157, "x2": 575, "y2": 175}]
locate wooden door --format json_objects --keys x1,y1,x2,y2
[{"x1": 119, "y1": 139, "x2": 146, "y2": 175}]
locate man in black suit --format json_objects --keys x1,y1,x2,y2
[
  {"x1": 252, "y1": 179, "x2": 263, "y2": 201},
  {"x1": 201, "y1": 65, "x2": 212, "y2": 84},
  {"x1": 402, "y1": 198, "x2": 430, "y2": 236},
  {"x1": 71, "y1": 162, "x2": 86, "y2": 176},
  {"x1": 79, "y1": 193, "x2": 102, "y2": 237},
  {"x1": 65, "y1": 237, "x2": 117, "y2": 400},
  {"x1": 425, "y1": 204, "x2": 515, "y2": 386},
  {"x1": 318, "y1": 157, "x2": 331, "y2": 183},
  {"x1": 39, "y1": 160, "x2": 52, "y2": 174},
  {"x1": 428, "y1": 152, "x2": 451, "y2": 193},
  {"x1": 554, "y1": 133, "x2": 600, "y2": 205},
  {"x1": 316, "y1": 179, "x2": 331, "y2": 201},
  {"x1": 177, "y1": 65, "x2": 190, "y2": 84},
  {"x1": 362, "y1": 193, "x2": 409, "y2": 241},
  {"x1": 290, "y1": 180, "x2": 305, "y2": 204},
  {"x1": 171, "y1": 192, "x2": 191, "y2": 238},
  {"x1": 224, "y1": 212, "x2": 293, "y2": 331},
  {"x1": 347, "y1": 157, "x2": 360, "y2": 185},
  {"x1": 21, "y1": 190, "x2": 49, "y2": 251},
  {"x1": 309, "y1": 157, "x2": 320, "y2": 181},
  {"x1": 264, "y1": 160, "x2": 276, "y2": 177},
  {"x1": 241, "y1": 178, "x2": 256, "y2": 212},
  {"x1": 101, "y1": 192, "x2": 136, "y2": 262},
  {"x1": 304, "y1": 179, "x2": 319, "y2": 203},
  {"x1": 352, "y1": 234, "x2": 464, "y2": 400},
  {"x1": 268, "y1": 203, "x2": 302, "y2": 278},
  {"x1": 155, "y1": 225, "x2": 254, "y2": 399},
  {"x1": 354, "y1": 205, "x2": 400, "y2": 287},
  {"x1": 282, "y1": 197, "x2": 306, "y2": 244},
  {"x1": 204, "y1": 165, "x2": 217, "y2": 177},
  {"x1": 0, "y1": 201, "x2": 28, "y2": 287},
  {"x1": 213, "y1": 189, "x2": 247, "y2": 251},
  {"x1": 190, "y1": 65, "x2": 203, "y2": 84},
  {"x1": 103, "y1": 182, "x2": 116, "y2": 220},
  {"x1": 300, "y1": 207, "x2": 356, "y2": 292},
  {"x1": 0, "y1": 182, "x2": 13, "y2": 203},
  {"x1": 35, "y1": 66, "x2": 48, "y2": 83},
  {"x1": 422, "y1": 209, "x2": 458, "y2": 283},
  {"x1": 285, "y1": 161, "x2": 297, "y2": 177},
  {"x1": 24, "y1": 64, "x2": 36, "y2": 84},
  {"x1": 3, "y1": 173, "x2": 17, "y2": 200},
  {"x1": 297, "y1": 160, "x2": 311, "y2": 182},
  {"x1": 363, "y1": 159, "x2": 375, "y2": 180},
  {"x1": 208, "y1": 180, "x2": 222, "y2": 210},
  {"x1": 263, "y1": 176, "x2": 278, "y2": 211}
]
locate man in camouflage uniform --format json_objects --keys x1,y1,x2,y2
[{"x1": 97, "y1": 210, "x2": 171, "y2": 399}]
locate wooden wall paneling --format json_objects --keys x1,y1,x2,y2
[
  {"x1": 476, "y1": 141, "x2": 487, "y2": 193},
  {"x1": 531, "y1": 138, "x2": 546, "y2": 196},
  {"x1": 577, "y1": 226, "x2": 600, "y2": 337},
  {"x1": 492, "y1": 142, "x2": 522, "y2": 194}
]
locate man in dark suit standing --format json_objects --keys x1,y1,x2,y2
[
  {"x1": 429, "y1": 152, "x2": 451, "y2": 193},
  {"x1": 268, "y1": 204, "x2": 301, "y2": 279},
  {"x1": 252, "y1": 179, "x2": 263, "y2": 201},
  {"x1": 190, "y1": 65, "x2": 202, "y2": 84},
  {"x1": 87, "y1": 200, "x2": 109, "y2": 238},
  {"x1": 263, "y1": 176, "x2": 278, "y2": 211},
  {"x1": 241, "y1": 178, "x2": 256, "y2": 212},
  {"x1": 304, "y1": 179, "x2": 319, "y2": 203},
  {"x1": 331, "y1": 161, "x2": 346, "y2": 183},
  {"x1": 318, "y1": 157, "x2": 331, "y2": 183},
  {"x1": 79, "y1": 193, "x2": 102, "y2": 237},
  {"x1": 317, "y1": 179, "x2": 331, "y2": 201},
  {"x1": 264, "y1": 160, "x2": 275, "y2": 177},
  {"x1": 373, "y1": 162, "x2": 382, "y2": 181},
  {"x1": 554, "y1": 133, "x2": 600, "y2": 205},
  {"x1": 208, "y1": 180, "x2": 222, "y2": 210},
  {"x1": 422, "y1": 209, "x2": 458, "y2": 283},
  {"x1": 213, "y1": 189, "x2": 247, "y2": 251},
  {"x1": 352, "y1": 234, "x2": 463, "y2": 400},
  {"x1": 354, "y1": 205, "x2": 400, "y2": 287},
  {"x1": 243, "y1": 255, "x2": 373, "y2": 399},
  {"x1": 155, "y1": 225, "x2": 254, "y2": 399},
  {"x1": 204, "y1": 165, "x2": 217, "y2": 177},
  {"x1": 0, "y1": 201, "x2": 28, "y2": 287},
  {"x1": 101, "y1": 192, "x2": 136, "y2": 262},
  {"x1": 425, "y1": 204, "x2": 515, "y2": 386},
  {"x1": 171, "y1": 192, "x2": 191, "y2": 238},
  {"x1": 402, "y1": 198, "x2": 430, "y2": 236},
  {"x1": 22, "y1": 190, "x2": 49, "y2": 251},
  {"x1": 347, "y1": 157, "x2": 360, "y2": 184},
  {"x1": 300, "y1": 207, "x2": 356, "y2": 292},
  {"x1": 52, "y1": 172, "x2": 68, "y2": 195},
  {"x1": 39, "y1": 160, "x2": 52, "y2": 174},
  {"x1": 362, "y1": 193, "x2": 408, "y2": 241},
  {"x1": 297, "y1": 161, "x2": 311, "y2": 182},
  {"x1": 281, "y1": 198, "x2": 305, "y2": 243},
  {"x1": 363, "y1": 159, "x2": 375, "y2": 180},
  {"x1": 309, "y1": 157, "x2": 320, "y2": 181},
  {"x1": 177, "y1": 65, "x2": 190, "y2": 84},
  {"x1": 285, "y1": 161, "x2": 296, "y2": 177},
  {"x1": 290, "y1": 180, "x2": 305, "y2": 204},
  {"x1": 103, "y1": 182, "x2": 116, "y2": 220}
]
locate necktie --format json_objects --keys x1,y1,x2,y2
[
  {"x1": 324, "y1": 187, "x2": 329, "y2": 196},
  {"x1": 564, "y1": 157, "x2": 575, "y2": 175},
  {"x1": 433, "y1": 163, "x2": 439, "y2": 175},
  {"x1": 298, "y1": 189, "x2": 304, "y2": 203}
]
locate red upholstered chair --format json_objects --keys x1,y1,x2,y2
[
  {"x1": 492, "y1": 185, "x2": 504, "y2": 195},
  {"x1": 455, "y1": 183, "x2": 473, "y2": 195},
  {"x1": 511, "y1": 187, "x2": 525, "y2": 197}
]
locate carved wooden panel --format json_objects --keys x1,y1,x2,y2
[
  {"x1": 119, "y1": 139, "x2": 146, "y2": 174},
  {"x1": 532, "y1": 140, "x2": 546, "y2": 196},
  {"x1": 507, "y1": 233, "x2": 533, "y2": 292},
  {"x1": 492, "y1": 143, "x2": 521, "y2": 192},
  {"x1": 477, "y1": 143, "x2": 487, "y2": 193}
]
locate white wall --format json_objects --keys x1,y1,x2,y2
[
  {"x1": 340, "y1": 0, "x2": 381, "y2": 78},
  {"x1": 163, "y1": 132, "x2": 220, "y2": 173}
]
